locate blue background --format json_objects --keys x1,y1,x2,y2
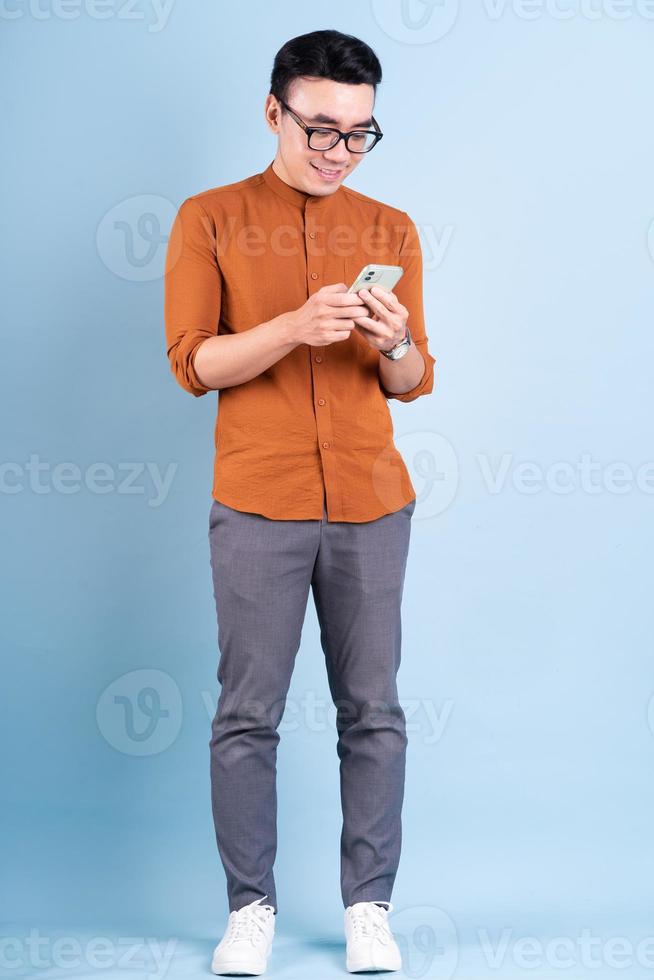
[{"x1": 2, "y1": 1, "x2": 654, "y2": 978}]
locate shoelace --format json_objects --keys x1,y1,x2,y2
[
  {"x1": 224, "y1": 895, "x2": 275, "y2": 947},
  {"x1": 348, "y1": 901, "x2": 394, "y2": 945}
]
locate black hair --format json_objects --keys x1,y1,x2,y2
[{"x1": 270, "y1": 29, "x2": 382, "y2": 107}]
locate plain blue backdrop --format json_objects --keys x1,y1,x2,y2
[{"x1": 2, "y1": 2, "x2": 654, "y2": 978}]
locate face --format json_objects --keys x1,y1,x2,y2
[{"x1": 264, "y1": 76, "x2": 376, "y2": 196}]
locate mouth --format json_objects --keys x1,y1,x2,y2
[{"x1": 310, "y1": 162, "x2": 345, "y2": 181}]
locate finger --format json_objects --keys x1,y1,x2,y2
[
  {"x1": 366, "y1": 286, "x2": 405, "y2": 316},
  {"x1": 334, "y1": 306, "x2": 374, "y2": 320},
  {"x1": 330, "y1": 291, "x2": 368, "y2": 306},
  {"x1": 357, "y1": 288, "x2": 390, "y2": 314},
  {"x1": 372, "y1": 287, "x2": 408, "y2": 318},
  {"x1": 352, "y1": 313, "x2": 378, "y2": 327},
  {"x1": 367, "y1": 285, "x2": 396, "y2": 304},
  {"x1": 352, "y1": 313, "x2": 393, "y2": 341},
  {"x1": 354, "y1": 322, "x2": 393, "y2": 348},
  {"x1": 355, "y1": 296, "x2": 392, "y2": 329}
]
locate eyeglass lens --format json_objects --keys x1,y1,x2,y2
[{"x1": 308, "y1": 129, "x2": 377, "y2": 152}]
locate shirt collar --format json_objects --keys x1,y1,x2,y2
[{"x1": 261, "y1": 159, "x2": 342, "y2": 211}]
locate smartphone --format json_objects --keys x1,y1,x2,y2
[{"x1": 347, "y1": 263, "x2": 404, "y2": 295}]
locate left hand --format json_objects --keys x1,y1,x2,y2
[{"x1": 352, "y1": 286, "x2": 408, "y2": 353}]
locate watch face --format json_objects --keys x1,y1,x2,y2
[
  {"x1": 393, "y1": 334, "x2": 411, "y2": 355},
  {"x1": 382, "y1": 328, "x2": 411, "y2": 358}
]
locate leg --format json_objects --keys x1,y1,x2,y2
[
  {"x1": 208, "y1": 499, "x2": 319, "y2": 914},
  {"x1": 310, "y1": 499, "x2": 415, "y2": 908}
]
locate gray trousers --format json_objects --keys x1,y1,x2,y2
[{"x1": 208, "y1": 490, "x2": 416, "y2": 915}]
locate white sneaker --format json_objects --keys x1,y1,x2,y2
[
  {"x1": 211, "y1": 895, "x2": 276, "y2": 976},
  {"x1": 344, "y1": 900, "x2": 402, "y2": 972}
]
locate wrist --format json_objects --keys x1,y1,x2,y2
[
  {"x1": 380, "y1": 325, "x2": 412, "y2": 360},
  {"x1": 276, "y1": 312, "x2": 301, "y2": 348}
]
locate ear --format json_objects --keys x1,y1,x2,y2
[{"x1": 264, "y1": 95, "x2": 281, "y2": 133}]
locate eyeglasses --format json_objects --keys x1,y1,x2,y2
[{"x1": 278, "y1": 98, "x2": 383, "y2": 154}]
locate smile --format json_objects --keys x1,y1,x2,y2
[{"x1": 311, "y1": 162, "x2": 344, "y2": 180}]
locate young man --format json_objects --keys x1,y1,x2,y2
[{"x1": 164, "y1": 28, "x2": 435, "y2": 976}]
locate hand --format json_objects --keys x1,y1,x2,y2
[
  {"x1": 286, "y1": 283, "x2": 369, "y2": 347},
  {"x1": 351, "y1": 286, "x2": 408, "y2": 352}
]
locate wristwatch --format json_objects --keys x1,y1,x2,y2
[{"x1": 380, "y1": 326, "x2": 412, "y2": 360}]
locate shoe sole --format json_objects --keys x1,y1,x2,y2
[
  {"x1": 347, "y1": 953, "x2": 402, "y2": 972},
  {"x1": 211, "y1": 962, "x2": 267, "y2": 976},
  {"x1": 345, "y1": 958, "x2": 402, "y2": 973}
]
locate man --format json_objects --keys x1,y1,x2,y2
[{"x1": 164, "y1": 28, "x2": 435, "y2": 976}]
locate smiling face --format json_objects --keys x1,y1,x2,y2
[{"x1": 264, "y1": 76, "x2": 377, "y2": 196}]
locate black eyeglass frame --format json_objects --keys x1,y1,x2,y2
[{"x1": 278, "y1": 98, "x2": 384, "y2": 154}]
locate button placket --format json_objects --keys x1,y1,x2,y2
[{"x1": 305, "y1": 197, "x2": 340, "y2": 518}]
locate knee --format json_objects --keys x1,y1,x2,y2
[{"x1": 334, "y1": 697, "x2": 407, "y2": 736}]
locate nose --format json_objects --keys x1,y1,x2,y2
[{"x1": 321, "y1": 138, "x2": 351, "y2": 166}]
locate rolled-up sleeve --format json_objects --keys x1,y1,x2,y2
[
  {"x1": 379, "y1": 211, "x2": 436, "y2": 403},
  {"x1": 164, "y1": 197, "x2": 222, "y2": 397}
]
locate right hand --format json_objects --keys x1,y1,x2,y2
[{"x1": 286, "y1": 283, "x2": 369, "y2": 347}]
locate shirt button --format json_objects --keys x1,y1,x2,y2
[
  {"x1": 318, "y1": 398, "x2": 325, "y2": 406},
  {"x1": 310, "y1": 272, "x2": 318, "y2": 280},
  {"x1": 309, "y1": 232, "x2": 316, "y2": 239},
  {"x1": 315, "y1": 355, "x2": 323, "y2": 363},
  {"x1": 322, "y1": 441, "x2": 329, "y2": 449}
]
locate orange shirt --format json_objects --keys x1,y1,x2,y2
[{"x1": 164, "y1": 160, "x2": 436, "y2": 522}]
